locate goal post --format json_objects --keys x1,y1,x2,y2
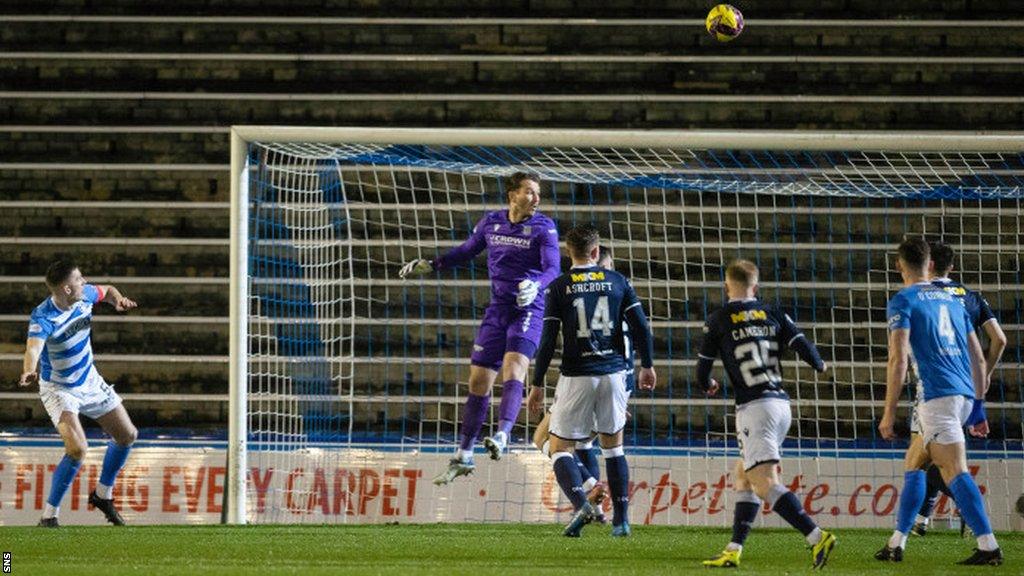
[{"x1": 228, "y1": 127, "x2": 1023, "y2": 527}]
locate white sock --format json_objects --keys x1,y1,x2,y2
[
  {"x1": 725, "y1": 543, "x2": 742, "y2": 552},
  {"x1": 494, "y1": 431, "x2": 507, "y2": 443},
  {"x1": 915, "y1": 514, "x2": 929, "y2": 526},
  {"x1": 458, "y1": 449, "x2": 474, "y2": 462},
  {"x1": 806, "y1": 527, "x2": 823, "y2": 546},
  {"x1": 888, "y1": 530, "x2": 908, "y2": 550},
  {"x1": 582, "y1": 477, "x2": 597, "y2": 492},
  {"x1": 43, "y1": 504, "x2": 59, "y2": 519},
  {"x1": 976, "y1": 533, "x2": 998, "y2": 552},
  {"x1": 96, "y1": 482, "x2": 114, "y2": 500}
]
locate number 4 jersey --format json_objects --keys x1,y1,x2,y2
[
  {"x1": 887, "y1": 281, "x2": 975, "y2": 401},
  {"x1": 698, "y1": 298, "x2": 825, "y2": 406}
]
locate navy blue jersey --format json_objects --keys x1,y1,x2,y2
[
  {"x1": 699, "y1": 299, "x2": 806, "y2": 405},
  {"x1": 541, "y1": 266, "x2": 640, "y2": 377},
  {"x1": 931, "y1": 277, "x2": 996, "y2": 330}
]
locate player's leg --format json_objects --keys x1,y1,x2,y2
[
  {"x1": 594, "y1": 371, "x2": 630, "y2": 536},
  {"x1": 483, "y1": 350, "x2": 529, "y2": 459},
  {"x1": 533, "y1": 411, "x2": 552, "y2": 454},
  {"x1": 91, "y1": 404, "x2": 137, "y2": 525},
  {"x1": 548, "y1": 374, "x2": 599, "y2": 536},
  {"x1": 574, "y1": 437, "x2": 601, "y2": 483},
  {"x1": 878, "y1": 431, "x2": 930, "y2": 558},
  {"x1": 924, "y1": 396, "x2": 1001, "y2": 565},
  {"x1": 906, "y1": 434, "x2": 940, "y2": 535},
  {"x1": 42, "y1": 410, "x2": 88, "y2": 526},
  {"x1": 741, "y1": 399, "x2": 835, "y2": 568},
  {"x1": 576, "y1": 435, "x2": 607, "y2": 523},
  {"x1": 433, "y1": 364, "x2": 497, "y2": 485},
  {"x1": 703, "y1": 460, "x2": 759, "y2": 567},
  {"x1": 484, "y1": 307, "x2": 541, "y2": 459},
  {"x1": 38, "y1": 383, "x2": 87, "y2": 526}
]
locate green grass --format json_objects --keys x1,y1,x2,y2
[{"x1": 2, "y1": 524, "x2": 1018, "y2": 575}]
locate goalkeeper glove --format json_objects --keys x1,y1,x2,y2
[
  {"x1": 399, "y1": 258, "x2": 433, "y2": 279},
  {"x1": 966, "y1": 398, "x2": 987, "y2": 427},
  {"x1": 516, "y1": 279, "x2": 540, "y2": 308}
]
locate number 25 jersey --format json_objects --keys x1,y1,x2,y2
[{"x1": 699, "y1": 299, "x2": 807, "y2": 405}]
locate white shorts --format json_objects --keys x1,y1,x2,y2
[
  {"x1": 39, "y1": 367, "x2": 122, "y2": 427},
  {"x1": 910, "y1": 399, "x2": 924, "y2": 435},
  {"x1": 549, "y1": 371, "x2": 628, "y2": 441},
  {"x1": 735, "y1": 398, "x2": 792, "y2": 471},
  {"x1": 918, "y1": 395, "x2": 972, "y2": 446}
]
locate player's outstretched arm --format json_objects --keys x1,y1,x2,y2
[
  {"x1": 99, "y1": 284, "x2": 137, "y2": 312},
  {"x1": 777, "y1": 310, "x2": 827, "y2": 372},
  {"x1": 880, "y1": 328, "x2": 910, "y2": 441},
  {"x1": 19, "y1": 337, "x2": 44, "y2": 387}
]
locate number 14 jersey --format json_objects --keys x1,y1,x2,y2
[{"x1": 699, "y1": 299, "x2": 807, "y2": 405}]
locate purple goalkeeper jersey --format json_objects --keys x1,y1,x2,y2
[{"x1": 433, "y1": 210, "x2": 561, "y2": 306}]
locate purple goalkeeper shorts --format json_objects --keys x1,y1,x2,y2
[{"x1": 470, "y1": 303, "x2": 544, "y2": 371}]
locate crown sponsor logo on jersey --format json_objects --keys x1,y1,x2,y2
[
  {"x1": 943, "y1": 286, "x2": 967, "y2": 296},
  {"x1": 571, "y1": 271, "x2": 606, "y2": 282},
  {"x1": 730, "y1": 309, "x2": 767, "y2": 323}
]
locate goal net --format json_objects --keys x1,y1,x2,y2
[{"x1": 228, "y1": 128, "x2": 1023, "y2": 530}]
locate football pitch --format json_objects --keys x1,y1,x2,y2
[{"x1": 3, "y1": 524, "x2": 1018, "y2": 575}]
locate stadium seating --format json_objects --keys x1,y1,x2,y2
[{"x1": 0, "y1": 1, "x2": 1021, "y2": 440}]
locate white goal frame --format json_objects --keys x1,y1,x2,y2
[{"x1": 228, "y1": 126, "x2": 1023, "y2": 525}]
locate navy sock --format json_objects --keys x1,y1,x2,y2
[
  {"x1": 948, "y1": 472, "x2": 993, "y2": 538},
  {"x1": 731, "y1": 491, "x2": 762, "y2": 546},
  {"x1": 47, "y1": 455, "x2": 83, "y2": 508},
  {"x1": 575, "y1": 447, "x2": 600, "y2": 482},
  {"x1": 769, "y1": 485, "x2": 817, "y2": 537},
  {"x1": 896, "y1": 470, "x2": 926, "y2": 534},
  {"x1": 553, "y1": 452, "x2": 586, "y2": 510},
  {"x1": 603, "y1": 447, "x2": 629, "y2": 526}
]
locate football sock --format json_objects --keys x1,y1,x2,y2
[
  {"x1": 949, "y1": 472, "x2": 997, "y2": 550},
  {"x1": 768, "y1": 484, "x2": 820, "y2": 545},
  {"x1": 575, "y1": 446, "x2": 601, "y2": 481},
  {"x1": 731, "y1": 490, "x2": 762, "y2": 548},
  {"x1": 46, "y1": 454, "x2": 83, "y2": 517},
  {"x1": 98, "y1": 441, "x2": 132, "y2": 498},
  {"x1": 497, "y1": 380, "x2": 524, "y2": 437},
  {"x1": 897, "y1": 469, "x2": 929, "y2": 537},
  {"x1": 552, "y1": 452, "x2": 586, "y2": 510},
  {"x1": 603, "y1": 446, "x2": 629, "y2": 526},
  {"x1": 458, "y1": 393, "x2": 490, "y2": 457}
]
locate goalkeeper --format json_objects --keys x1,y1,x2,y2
[{"x1": 400, "y1": 172, "x2": 561, "y2": 485}]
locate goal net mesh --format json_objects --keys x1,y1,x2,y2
[{"x1": 239, "y1": 138, "x2": 1023, "y2": 529}]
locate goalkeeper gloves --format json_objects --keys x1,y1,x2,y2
[
  {"x1": 399, "y1": 258, "x2": 433, "y2": 279},
  {"x1": 516, "y1": 279, "x2": 540, "y2": 308},
  {"x1": 966, "y1": 398, "x2": 987, "y2": 427}
]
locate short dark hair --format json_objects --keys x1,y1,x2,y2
[
  {"x1": 725, "y1": 259, "x2": 758, "y2": 287},
  {"x1": 930, "y1": 241, "x2": 955, "y2": 274},
  {"x1": 566, "y1": 224, "x2": 600, "y2": 259},
  {"x1": 505, "y1": 172, "x2": 539, "y2": 202},
  {"x1": 898, "y1": 237, "x2": 930, "y2": 270},
  {"x1": 45, "y1": 259, "x2": 78, "y2": 287}
]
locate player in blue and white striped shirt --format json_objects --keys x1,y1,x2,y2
[
  {"x1": 875, "y1": 238, "x2": 1002, "y2": 566},
  {"x1": 19, "y1": 259, "x2": 140, "y2": 527}
]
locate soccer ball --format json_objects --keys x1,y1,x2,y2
[{"x1": 706, "y1": 4, "x2": 744, "y2": 42}]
